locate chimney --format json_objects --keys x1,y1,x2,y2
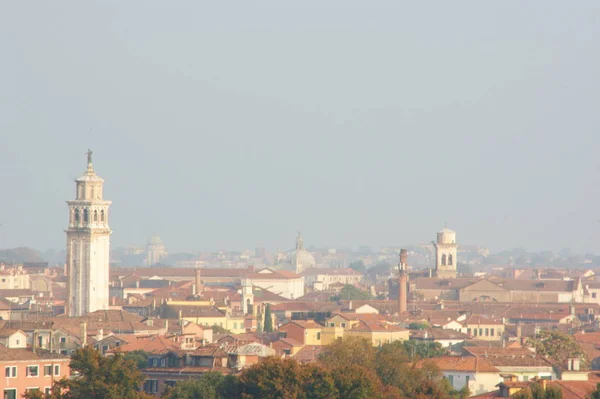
[
  {"x1": 165, "y1": 319, "x2": 169, "y2": 333},
  {"x1": 32, "y1": 331, "x2": 38, "y2": 352},
  {"x1": 195, "y1": 268, "x2": 203, "y2": 293},
  {"x1": 568, "y1": 358, "x2": 580, "y2": 371},
  {"x1": 398, "y1": 249, "x2": 408, "y2": 314},
  {"x1": 80, "y1": 322, "x2": 87, "y2": 347},
  {"x1": 348, "y1": 301, "x2": 353, "y2": 311},
  {"x1": 536, "y1": 269, "x2": 542, "y2": 280},
  {"x1": 192, "y1": 284, "x2": 197, "y2": 296},
  {"x1": 570, "y1": 305, "x2": 576, "y2": 316},
  {"x1": 517, "y1": 323, "x2": 522, "y2": 343},
  {"x1": 97, "y1": 328, "x2": 104, "y2": 342}
]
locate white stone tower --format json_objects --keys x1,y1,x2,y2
[
  {"x1": 433, "y1": 226, "x2": 458, "y2": 279},
  {"x1": 66, "y1": 150, "x2": 112, "y2": 316}
]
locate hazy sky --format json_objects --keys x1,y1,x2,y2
[{"x1": 1, "y1": 2, "x2": 599, "y2": 254}]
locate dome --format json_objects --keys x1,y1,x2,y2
[
  {"x1": 291, "y1": 249, "x2": 316, "y2": 270},
  {"x1": 288, "y1": 232, "x2": 316, "y2": 273},
  {"x1": 438, "y1": 227, "x2": 455, "y2": 234},
  {"x1": 148, "y1": 235, "x2": 163, "y2": 246}
]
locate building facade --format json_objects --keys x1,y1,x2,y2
[{"x1": 66, "y1": 150, "x2": 111, "y2": 316}]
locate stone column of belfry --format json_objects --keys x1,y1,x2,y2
[{"x1": 398, "y1": 249, "x2": 408, "y2": 314}]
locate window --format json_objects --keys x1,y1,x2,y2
[
  {"x1": 523, "y1": 375, "x2": 529, "y2": 381},
  {"x1": 465, "y1": 376, "x2": 470, "y2": 386},
  {"x1": 26, "y1": 365, "x2": 39, "y2": 377},
  {"x1": 330, "y1": 323, "x2": 334, "y2": 327},
  {"x1": 102, "y1": 345, "x2": 108, "y2": 354},
  {"x1": 283, "y1": 349, "x2": 291, "y2": 355},
  {"x1": 5, "y1": 366, "x2": 16, "y2": 378},
  {"x1": 485, "y1": 328, "x2": 489, "y2": 337},
  {"x1": 341, "y1": 323, "x2": 346, "y2": 328},
  {"x1": 165, "y1": 381, "x2": 177, "y2": 388},
  {"x1": 54, "y1": 365, "x2": 60, "y2": 376},
  {"x1": 143, "y1": 380, "x2": 158, "y2": 394},
  {"x1": 1, "y1": 278, "x2": 5, "y2": 283},
  {"x1": 593, "y1": 293, "x2": 597, "y2": 299},
  {"x1": 467, "y1": 328, "x2": 471, "y2": 335},
  {"x1": 473, "y1": 328, "x2": 477, "y2": 336},
  {"x1": 233, "y1": 322, "x2": 238, "y2": 330},
  {"x1": 60, "y1": 337, "x2": 66, "y2": 344},
  {"x1": 4, "y1": 389, "x2": 17, "y2": 399},
  {"x1": 448, "y1": 254, "x2": 453, "y2": 265},
  {"x1": 100, "y1": 210, "x2": 105, "y2": 222},
  {"x1": 83, "y1": 209, "x2": 89, "y2": 223},
  {"x1": 45, "y1": 388, "x2": 51, "y2": 395},
  {"x1": 60, "y1": 350, "x2": 68, "y2": 355},
  {"x1": 490, "y1": 329, "x2": 495, "y2": 336},
  {"x1": 448, "y1": 375, "x2": 454, "y2": 385},
  {"x1": 44, "y1": 365, "x2": 52, "y2": 376},
  {"x1": 479, "y1": 328, "x2": 483, "y2": 336},
  {"x1": 316, "y1": 332, "x2": 321, "y2": 340},
  {"x1": 441, "y1": 254, "x2": 447, "y2": 266}
]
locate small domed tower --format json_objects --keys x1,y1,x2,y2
[{"x1": 433, "y1": 226, "x2": 458, "y2": 279}]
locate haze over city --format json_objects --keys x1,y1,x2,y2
[{"x1": 1, "y1": 1, "x2": 599, "y2": 254}]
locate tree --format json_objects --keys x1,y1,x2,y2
[
  {"x1": 402, "y1": 341, "x2": 447, "y2": 360},
  {"x1": 319, "y1": 337, "x2": 376, "y2": 370},
  {"x1": 25, "y1": 346, "x2": 153, "y2": 399},
  {"x1": 239, "y1": 357, "x2": 337, "y2": 399},
  {"x1": 525, "y1": 330, "x2": 586, "y2": 369},
  {"x1": 123, "y1": 350, "x2": 149, "y2": 370},
  {"x1": 161, "y1": 372, "x2": 238, "y2": 399},
  {"x1": 511, "y1": 382, "x2": 563, "y2": 399},
  {"x1": 263, "y1": 304, "x2": 273, "y2": 333},
  {"x1": 408, "y1": 322, "x2": 430, "y2": 330},
  {"x1": 330, "y1": 285, "x2": 371, "y2": 301}
]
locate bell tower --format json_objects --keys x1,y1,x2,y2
[
  {"x1": 433, "y1": 226, "x2": 458, "y2": 279},
  {"x1": 66, "y1": 150, "x2": 112, "y2": 316}
]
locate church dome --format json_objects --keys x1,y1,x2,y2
[
  {"x1": 148, "y1": 235, "x2": 164, "y2": 246},
  {"x1": 289, "y1": 232, "x2": 316, "y2": 273}
]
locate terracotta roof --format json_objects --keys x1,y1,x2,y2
[
  {"x1": 416, "y1": 356, "x2": 498, "y2": 373},
  {"x1": 300, "y1": 268, "x2": 363, "y2": 277},
  {"x1": 413, "y1": 278, "x2": 478, "y2": 291},
  {"x1": 464, "y1": 347, "x2": 554, "y2": 368},
  {"x1": 280, "y1": 320, "x2": 323, "y2": 330},
  {"x1": 494, "y1": 278, "x2": 578, "y2": 293},
  {"x1": 0, "y1": 346, "x2": 70, "y2": 361},
  {"x1": 546, "y1": 380, "x2": 599, "y2": 399},
  {"x1": 462, "y1": 314, "x2": 503, "y2": 326},
  {"x1": 292, "y1": 345, "x2": 325, "y2": 363},
  {"x1": 109, "y1": 335, "x2": 180, "y2": 354}
]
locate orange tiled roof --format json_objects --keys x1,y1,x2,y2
[{"x1": 416, "y1": 356, "x2": 498, "y2": 373}]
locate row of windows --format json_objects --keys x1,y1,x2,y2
[
  {"x1": 73, "y1": 208, "x2": 106, "y2": 223},
  {"x1": 4, "y1": 364, "x2": 60, "y2": 378},
  {"x1": 466, "y1": 327, "x2": 498, "y2": 337}
]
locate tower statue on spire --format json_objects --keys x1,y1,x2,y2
[
  {"x1": 86, "y1": 149, "x2": 93, "y2": 166},
  {"x1": 296, "y1": 232, "x2": 304, "y2": 250}
]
